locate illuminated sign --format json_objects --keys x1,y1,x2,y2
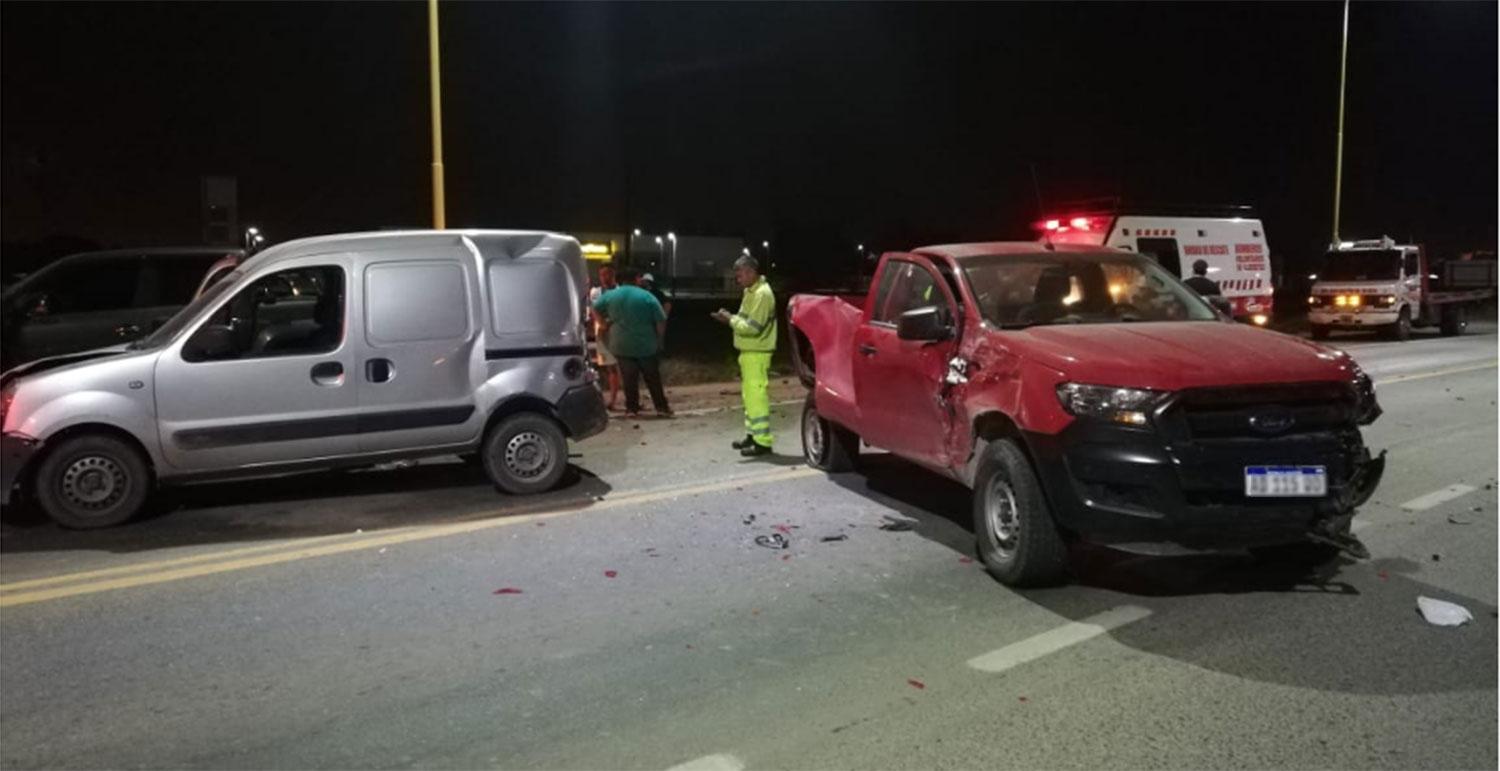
[{"x1": 580, "y1": 242, "x2": 613, "y2": 256}]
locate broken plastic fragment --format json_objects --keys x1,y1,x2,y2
[
  {"x1": 742, "y1": 514, "x2": 757, "y2": 525},
  {"x1": 820, "y1": 534, "x2": 849, "y2": 542},
  {"x1": 959, "y1": 557, "x2": 974, "y2": 564},
  {"x1": 1416, "y1": 596, "x2": 1473, "y2": 626},
  {"x1": 773, "y1": 524, "x2": 794, "y2": 535},
  {"x1": 879, "y1": 519, "x2": 914, "y2": 532},
  {"x1": 604, "y1": 570, "x2": 618, "y2": 578},
  {"x1": 492, "y1": 587, "x2": 524, "y2": 595},
  {"x1": 755, "y1": 533, "x2": 789, "y2": 550},
  {"x1": 1447, "y1": 514, "x2": 1473, "y2": 525},
  {"x1": 906, "y1": 678, "x2": 926, "y2": 690}
]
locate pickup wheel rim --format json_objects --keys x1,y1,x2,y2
[
  {"x1": 802, "y1": 408, "x2": 825, "y2": 463},
  {"x1": 504, "y1": 431, "x2": 553, "y2": 480},
  {"x1": 984, "y1": 474, "x2": 1021, "y2": 555},
  {"x1": 60, "y1": 455, "x2": 128, "y2": 511}
]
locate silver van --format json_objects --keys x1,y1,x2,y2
[{"x1": 0, "y1": 230, "x2": 608, "y2": 528}]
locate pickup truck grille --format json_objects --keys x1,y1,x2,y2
[{"x1": 1165, "y1": 382, "x2": 1357, "y2": 440}]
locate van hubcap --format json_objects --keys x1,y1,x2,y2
[
  {"x1": 61, "y1": 456, "x2": 127, "y2": 510},
  {"x1": 802, "y1": 409, "x2": 825, "y2": 462},
  {"x1": 504, "y1": 432, "x2": 553, "y2": 479},
  {"x1": 985, "y1": 475, "x2": 1021, "y2": 555}
]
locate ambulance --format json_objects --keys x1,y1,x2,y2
[{"x1": 1032, "y1": 201, "x2": 1274, "y2": 324}]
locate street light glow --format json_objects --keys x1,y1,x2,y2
[
  {"x1": 632, "y1": 228, "x2": 641, "y2": 236},
  {"x1": 667, "y1": 232, "x2": 676, "y2": 241},
  {"x1": 762, "y1": 241, "x2": 770, "y2": 248},
  {"x1": 654, "y1": 236, "x2": 663, "y2": 245},
  {"x1": 247, "y1": 227, "x2": 259, "y2": 236}
]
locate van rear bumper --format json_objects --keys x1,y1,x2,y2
[
  {"x1": 1, "y1": 433, "x2": 40, "y2": 506},
  {"x1": 557, "y1": 386, "x2": 608, "y2": 440}
]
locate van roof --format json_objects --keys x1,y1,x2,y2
[
  {"x1": 1051, "y1": 197, "x2": 1258, "y2": 220},
  {"x1": 241, "y1": 229, "x2": 577, "y2": 271},
  {"x1": 915, "y1": 242, "x2": 1122, "y2": 260}
]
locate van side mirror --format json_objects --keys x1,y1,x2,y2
[
  {"x1": 183, "y1": 324, "x2": 238, "y2": 362},
  {"x1": 1207, "y1": 295, "x2": 1233, "y2": 319},
  {"x1": 897, "y1": 306, "x2": 953, "y2": 341}
]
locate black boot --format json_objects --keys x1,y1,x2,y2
[
  {"x1": 731, "y1": 434, "x2": 756, "y2": 450},
  {"x1": 740, "y1": 443, "x2": 773, "y2": 457}
]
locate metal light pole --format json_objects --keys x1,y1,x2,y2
[
  {"x1": 1331, "y1": 0, "x2": 1350, "y2": 244},
  {"x1": 428, "y1": 0, "x2": 447, "y2": 229}
]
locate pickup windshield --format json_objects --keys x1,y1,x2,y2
[
  {"x1": 962, "y1": 252, "x2": 1217, "y2": 327},
  {"x1": 1320, "y1": 250, "x2": 1400, "y2": 281}
]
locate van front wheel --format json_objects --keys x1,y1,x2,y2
[
  {"x1": 34, "y1": 434, "x2": 153, "y2": 529},
  {"x1": 482, "y1": 413, "x2": 569, "y2": 495}
]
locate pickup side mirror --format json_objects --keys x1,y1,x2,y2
[
  {"x1": 1207, "y1": 295, "x2": 1233, "y2": 319},
  {"x1": 897, "y1": 306, "x2": 953, "y2": 342},
  {"x1": 182, "y1": 324, "x2": 238, "y2": 362}
]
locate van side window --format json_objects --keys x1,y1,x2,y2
[
  {"x1": 365, "y1": 261, "x2": 469, "y2": 345},
  {"x1": 183, "y1": 266, "x2": 344, "y2": 362}
]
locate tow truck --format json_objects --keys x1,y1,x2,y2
[{"x1": 1308, "y1": 237, "x2": 1497, "y2": 340}]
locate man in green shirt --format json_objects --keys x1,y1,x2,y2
[
  {"x1": 592, "y1": 268, "x2": 672, "y2": 418},
  {"x1": 713, "y1": 255, "x2": 777, "y2": 456}
]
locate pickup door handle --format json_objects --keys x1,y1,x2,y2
[
  {"x1": 858, "y1": 344, "x2": 877, "y2": 357},
  {"x1": 310, "y1": 361, "x2": 344, "y2": 387}
]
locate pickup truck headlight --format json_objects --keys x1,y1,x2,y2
[{"x1": 1055, "y1": 383, "x2": 1164, "y2": 426}]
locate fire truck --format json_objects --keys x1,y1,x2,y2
[
  {"x1": 1034, "y1": 201, "x2": 1275, "y2": 325},
  {"x1": 1307, "y1": 237, "x2": 1497, "y2": 341}
]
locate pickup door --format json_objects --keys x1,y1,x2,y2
[{"x1": 851, "y1": 254, "x2": 960, "y2": 467}]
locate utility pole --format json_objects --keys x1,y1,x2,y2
[
  {"x1": 428, "y1": 0, "x2": 447, "y2": 229},
  {"x1": 1331, "y1": 0, "x2": 1350, "y2": 244}
]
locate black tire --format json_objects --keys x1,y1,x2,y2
[
  {"x1": 972, "y1": 438, "x2": 1070, "y2": 587},
  {"x1": 481, "y1": 413, "x2": 569, "y2": 495},
  {"x1": 34, "y1": 434, "x2": 152, "y2": 529},
  {"x1": 1384, "y1": 306, "x2": 1412, "y2": 341},
  {"x1": 1439, "y1": 305, "x2": 1467, "y2": 337},
  {"x1": 1309, "y1": 324, "x2": 1331, "y2": 341},
  {"x1": 800, "y1": 395, "x2": 858, "y2": 472}
]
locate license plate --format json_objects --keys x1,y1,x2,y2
[{"x1": 1245, "y1": 466, "x2": 1327, "y2": 497}]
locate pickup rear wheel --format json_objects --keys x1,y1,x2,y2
[
  {"x1": 801, "y1": 396, "x2": 859, "y2": 472},
  {"x1": 972, "y1": 438, "x2": 1070, "y2": 587},
  {"x1": 34, "y1": 434, "x2": 153, "y2": 529},
  {"x1": 481, "y1": 413, "x2": 569, "y2": 495}
]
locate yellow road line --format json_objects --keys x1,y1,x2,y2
[
  {"x1": 0, "y1": 467, "x2": 819, "y2": 608},
  {"x1": 1376, "y1": 360, "x2": 1497, "y2": 385}
]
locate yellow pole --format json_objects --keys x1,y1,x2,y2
[
  {"x1": 1331, "y1": 0, "x2": 1350, "y2": 244},
  {"x1": 428, "y1": 0, "x2": 446, "y2": 229}
]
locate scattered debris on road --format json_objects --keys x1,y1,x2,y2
[
  {"x1": 906, "y1": 678, "x2": 926, "y2": 690},
  {"x1": 754, "y1": 533, "x2": 789, "y2": 550},
  {"x1": 741, "y1": 514, "x2": 756, "y2": 525},
  {"x1": 1431, "y1": 554, "x2": 1442, "y2": 562},
  {"x1": 605, "y1": 570, "x2": 618, "y2": 578},
  {"x1": 1446, "y1": 514, "x2": 1473, "y2": 525},
  {"x1": 959, "y1": 556, "x2": 974, "y2": 564},
  {"x1": 1416, "y1": 596, "x2": 1473, "y2": 626},
  {"x1": 492, "y1": 587, "x2": 524, "y2": 595},
  {"x1": 879, "y1": 519, "x2": 914, "y2": 532},
  {"x1": 820, "y1": 534, "x2": 848, "y2": 542}
]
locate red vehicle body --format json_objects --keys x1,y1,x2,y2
[{"x1": 789, "y1": 243, "x2": 1385, "y2": 586}]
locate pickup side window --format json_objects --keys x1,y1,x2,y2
[
  {"x1": 870, "y1": 262, "x2": 903, "y2": 324},
  {"x1": 872, "y1": 260, "x2": 947, "y2": 325}
]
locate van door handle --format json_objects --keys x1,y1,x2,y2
[
  {"x1": 365, "y1": 358, "x2": 394, "y2": 383},
  {"x1": 310, "y1": 361, "x2": 344, "y2": 386},
  {"x1": 859, "y1": 344, "x2": 877, "y2": 356}
]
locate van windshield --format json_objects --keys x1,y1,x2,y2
[
  {"x1": 128, "y1": 269, "x2": 243, "y2": 350},
  {"x1": 1320, "y1": 250, "x2": 1400, "y2": 281},
  {"x1": 962, "y1": 252, "x2": 1217, "y2": 328}
]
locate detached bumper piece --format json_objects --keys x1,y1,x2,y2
[
  {"x1": 1029, "y1": 381, "x2": 1385, "y2": 551},
  {"x1": 1, "y1": 433, "x2": 40, "y2": 506},
  {"x1": 556, "y1": 385, "x2": 609, "y2": 440}
]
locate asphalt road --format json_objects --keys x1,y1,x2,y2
[{"x1": 1, "y1": 323, "x2": 1496, "y2": 770}]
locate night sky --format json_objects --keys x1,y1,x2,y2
[{"x1": 2, "y1": 1, "x2": 1495, "y2": 273}]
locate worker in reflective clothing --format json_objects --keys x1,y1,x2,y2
[{"x1": 712, "y1": 255, "x2": 777, "y2": 457}]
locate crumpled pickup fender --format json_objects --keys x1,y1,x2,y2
[{"x1": 787, "y1": 293, "x2": 865, "y2": 429}]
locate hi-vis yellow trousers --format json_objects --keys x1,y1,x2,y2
[{"x1": 738, "y1": 351, "x2": 773, "y2": 448}]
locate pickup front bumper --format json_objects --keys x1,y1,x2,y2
[
  {"x1": 1309, "y1": 308, "x2": 1400, "y2": 328},
  {"x1": 1025, "y1": 389, "x2": 1384, "y2": 551}
]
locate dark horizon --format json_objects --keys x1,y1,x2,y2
[{"x1": 2, "y1": 1, "x2": 1495, "y2": 271}]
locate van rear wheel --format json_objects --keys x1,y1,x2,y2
[
  {"x1": 34, "y1": 434, "x2": 152, "y2": 529},
  {"x1": 482, "y1": 413, "x2": 569, "y2": 495}
]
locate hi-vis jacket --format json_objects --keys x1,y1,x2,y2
[{"x1": 730, "y1": 276, "x2": 777, "y2": 352}]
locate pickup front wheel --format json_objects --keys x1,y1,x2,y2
[
  {"x1": 973, "y1": 438, "x2": 1070, "y2": 587},
  {"x1": 801, "y1": 396, "x2": 859, "y2": 473}
]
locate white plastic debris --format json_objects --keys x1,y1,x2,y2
[{"x1": 1416, "y1": 596, "x2": 1473, "y2": 627}]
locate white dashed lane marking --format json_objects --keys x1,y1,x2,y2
[
  {"x1": 667, "y1": 753, "x2": 745, "y2": 771},
  {"x1": 1399, "y1": 484, "x2": 1478, "y2": 512},
  {"x1": 966, "y1": 605, "x2": 1153, "y2": 674}
]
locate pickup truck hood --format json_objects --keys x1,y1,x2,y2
[{"x1": 1013, "y1": 322, "x2": 1356, "y2": 391}]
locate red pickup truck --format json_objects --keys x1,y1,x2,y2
[{"x1": 788, "y1": 243, "x2": 1385, "y2": 586}]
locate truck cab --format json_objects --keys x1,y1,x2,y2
[{"x1": 1308, "y1": 237, "x2": 1493, "y2": 340}]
